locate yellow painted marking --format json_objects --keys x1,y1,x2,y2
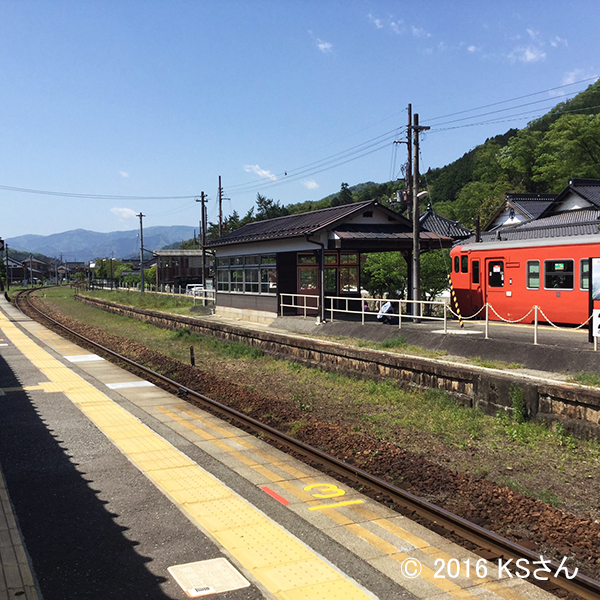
[
  {"x1": 0, "y1": 310, "x2": 375, "y2": 600},
  {"x1": 304, "y1": 483, "x2": 346, "y2": 498},
  {"x1": 308, "y1": 500, "x2": 364, "y2": 511}
]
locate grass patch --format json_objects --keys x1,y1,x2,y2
[
  {"x1": 569, "y1": 371, "x2": 600, "y2": 387},
  {"x1": 467, "y1": 356, "x2": 524, "y2": 370},
  {"x1": 84, "y1": 289, "x2": 200, "y2": 315}
]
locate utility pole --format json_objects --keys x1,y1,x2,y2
[
  {"x1": 411, "y1": 112, "x2": 430, "y2": 319},
  {"x1": 218, "y1": 176, "x2": 223, "y2": 238},
  {"x1": 4, "y1": 242, "x2": 8, "y2": 291},
  {"x1": 137, "y1": 212, "x2": 145, "y2": 293},
  {"x1": 196, "y1": 193, "x2": 207, "y2": 288},
  {"x1": 405, "y1": 104, "x2": 413, "y2": 220}
]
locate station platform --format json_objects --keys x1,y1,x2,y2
[{"x1": 0, "y1": 295, "x2": 558, "y2": 599}]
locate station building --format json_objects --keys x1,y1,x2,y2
[{"x1": 207, "y1": 200, "x2": 453, "y2": 323}]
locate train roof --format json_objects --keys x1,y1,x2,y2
[{"x1": 456, "y1": 207, "x2": 600, "y2": 249}]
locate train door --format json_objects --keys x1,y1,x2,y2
[{"x1": 484, "y1": 258, "x2": 506, "y2": 313}]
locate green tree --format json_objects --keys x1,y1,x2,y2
[
  {"x1": 362, "y1": 252, "x2": 408, "y2": 299},
  {"x1": 331, "y1": 182, "x2": 353, "y2": 206},
  {"x1": 420, "y1": 249, "x2": 451, "y2": 310},
  {"x1": 453, "y1": 181, "x2": 507, "y2": 228},
  {"x1": 533, "y1": 113, "x2": 600, "y2": 189},
  {"x1": 255, "y1": 193, "x2": 289, "y2": 221}
]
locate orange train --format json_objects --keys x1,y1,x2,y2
[{"x1": 449, "y1": 235, "x2": 599, "y2": 325}]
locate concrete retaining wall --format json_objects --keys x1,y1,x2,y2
[{"x1": 75, "y1": 294, "x2": 600, "y2": 440}]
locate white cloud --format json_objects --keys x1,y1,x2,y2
[
  {"x1": 367, "y1": 13, "x2": 383, "y2": 29},
  {"x1": 561, "y1": 69, "x2": 599, "y2": 86},
  {"x1": 551, "y1": 36, "x2": 568, "y2": 48},
  {"x1": 303, "y1": 180, "x2": 319, "y2": 190},
  {"x1": 467, "y1": 45, "x2": 478, "y2": 53},
  {"x1": 367, "y1": 13, "x2": 404, "y2": 35},
  {"x1": 317, "y1": 39, "x2": 333, "y2": 53},
  {"x1": 308, "y1": 30, "x2": 333, "y2": 53},
  {"x1": 119, "y1": 170, "x2": 130, "y2": 178},
  {"x1": 111, "y1": 207, "x2": 137, "y2": 220},
  {"x1": 411, "y1": 25, "x2": 431, "y2": 39},
  {"x1": 508, "y1": 45, "x2": 546, "y2": 63},
  {"x1": 244, "y1": 164, "x2": 277, "y2": 181}
]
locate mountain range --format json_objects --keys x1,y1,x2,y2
[{"x1": 6, "y1": 226, "x2": 196, "y2": 263}]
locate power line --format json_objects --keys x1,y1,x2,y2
[{"x1": 0, "y1": 185, "x2": 196, "y2": 200}]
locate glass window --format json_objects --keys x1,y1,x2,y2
[
  {"x1": 324, "y1": 254, "x2": 338, "y2": 265},
  {"x1": 340, "y1": 267, "x2": 358, "y2": 292},
  {"x1": 461, "y1": 255, "x2": 468, "y2": 273},
  {"x1": 298, "y1": 254, "x2": 316, "y2": 264},
  {"x1": 488, "y1": 261, "x2": 504, "y2": 288},
  {"x1": 472, "y1": 260, "x2": 480, "y2": 285},
  {"x1": 217, "y1": 270, "x2": 230, "y2": 292},
  {"x1": 231, "y1": 269, "x2": 244, "y2": 292},
  {"x1": 544, "y1": 259, "x2": 574, "y2": 289},
  {"x1": 299, "y1": 267, "x2": 318, "y2": 290},
  {"x1": 454, "y1": 256, "x2": 459, "y2": 273},
  {"x1": 580, "y1": 259, "x2": 590, "y2": 290},
  {"x1": 260, "y1": 254, "x2": 276, "y2": 265},
  {"x1": 260, "y1": 268, "x2": 277, "y2": 293},
  {"x1": 527, "y1": 261, "x2": 540, "y2": 289},
  {"x1": 232, "y1": 256, "x2": 243, "y2": 266},
  {"x1": 244, "y1": 255, "x2": 259, "y2": 265},
  {"x1": 324, "y1": 268, "x2": 337, "y2": 294},
  {"x1": 341, "y1": 253, "x2": 358, "y2": 265},
  {"x1": 244, "y1": 268, "x2": 259, "y2": 293},
  {"x1": 217, "y1": 257, "x2": 229, "y2": 268}
]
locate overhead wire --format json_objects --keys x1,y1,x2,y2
[{"x1": 0, "y1": 77, "x2": 597, "y2": 204}]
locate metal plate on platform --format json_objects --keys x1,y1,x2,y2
[
  {"x1": 65, "y1": 354, "x2": 105, "y2": 362},
  {"x1": 168, "y1": 558, "x2": 250, "y2": 597},
  {"x1": 106, "y1": 381, "x2": 155, "y2": 389}
]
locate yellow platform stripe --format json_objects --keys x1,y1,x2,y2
[{"x1": 0, "y1": 311, "x2": 376, "y2": 600}]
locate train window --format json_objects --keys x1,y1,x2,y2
[
  {"x1": 488, "y1": 261, "x2": 504, "y2": 287},
  {"x1": 526, "y1": 261, "x2": 540, "y2": 289},
  {"x1": 454, "y1": 256, "x2": 459, "y2": 273},
  {"x1": 472, "y1": 260, "x2": 480, "y2": 284},
  {"x1": 544, "y1": 260, "x2": 574, "y2": 289},
  {"x1": 461, "y1": 255, "x2": 468, "y2": 273},
  {"x1": 580, "y1": 259, "x2": 590, "y2": 290}
]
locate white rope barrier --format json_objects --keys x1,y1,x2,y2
[{"x1": 488, "y1": 304, "x2": 536, "y2": 324}]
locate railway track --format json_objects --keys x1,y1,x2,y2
[{"x1": 13, "y1": 288, "x2": 600, "y2": 600}]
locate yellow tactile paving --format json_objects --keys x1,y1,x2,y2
[{"x1": 0, "y1": 308, "x2": 377, "y2": 600}]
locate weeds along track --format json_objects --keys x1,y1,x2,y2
[{"x1": 12, "y1": 288, "x2": 600, "y2": 600}]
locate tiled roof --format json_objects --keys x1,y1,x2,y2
[
  {"x1": 420, "y1": 205, "x2": 472, "y2": 239},
  {"x1": 462, "y1": 208, "x2": 600, "y2": 243},
  {"x1": 208, "y1": 201, "x2": 385, "y2": 247},
  {"x1": 505, "y1": 193, "x2": 557, "y2": 219},
  {"x1": 569, "y1": 178, "x2": 600, "y2": 209}
]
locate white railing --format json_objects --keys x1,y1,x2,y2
[
  {"x1": 279, "y1": 293, "x2": 320, "y2": 318},
  {"x1": 325, "y1": 295, "x2": 450, "y2": 330}
]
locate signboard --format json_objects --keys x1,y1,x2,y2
[
  {"x1": 592, "y1": 258, "x2": 600, "y2": 301},
  {"x1": 594, "y1": 309, "x2": 600, "y2": 338},
  {"x1": 589, "y1": 258, "x2": 600, "y2": 342}
]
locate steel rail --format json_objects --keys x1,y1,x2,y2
[{"x1": 15, "y1": 289, "x2": 600, "y2": 600}]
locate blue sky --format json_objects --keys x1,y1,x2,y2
[{"x1": 1, "y1": 1, "x2": 598, "y2": 239}]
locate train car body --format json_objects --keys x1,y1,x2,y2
[{"x1": 450, "y1": 235, "x2": 598, "y2": 325}]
